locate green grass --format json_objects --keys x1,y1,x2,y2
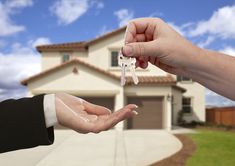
[{"x1": 186, "y1": 129, "x2": 235, "y2": 166}]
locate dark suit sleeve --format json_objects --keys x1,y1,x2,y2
[{"x1": 0, "y1": 94, "x2": 54, "y2": 153}]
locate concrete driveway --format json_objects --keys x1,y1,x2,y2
[{"x1": 0, "y1": 130, "x2": 182, "y2": 166}]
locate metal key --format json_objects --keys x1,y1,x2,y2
[
  {"x1": 129, "y1": 60, "x2": 139, "y2": 84},
  {"x1": 118, "y1": 51, "x2": 139, "y2": 86},
  {"x1": 120, "y1": 63, "x2": 126, "y2": 86},
  {"x1": 118, "y1": 52, "x2": 127, "y2": 86}
]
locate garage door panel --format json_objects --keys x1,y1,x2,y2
[{"x1": 127, "y1": 97, "x2": 163, "y2": 129}]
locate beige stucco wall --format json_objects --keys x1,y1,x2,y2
[
  {"x1": 124, "y1": 85, "x2": 171, "y2": 97},
  {"x1": 41, "y1": 52, "x2": 61, "y2": 71},
  {"x1": 28, "y1": 63, "x2": 121, "y2": 96},
  {"x1": 41, "y1": 51, "x2": 88, "y2": 71},
  {"x1": 177, "y1": 81, "x2": 205, "y2": 122}
]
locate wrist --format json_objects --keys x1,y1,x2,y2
[{"x1": 183, "y1": 45, "x2": 206, "y2": 76}]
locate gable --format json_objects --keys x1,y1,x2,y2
[{"x1": 26, "y1": 61, "x2": 121, "y2": 95}]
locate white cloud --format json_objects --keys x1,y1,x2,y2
[
  {"x1": 114, "y1": 9, "x2": 134, "y2": 27},
  {"x1": 219, "y1": 46, "x2": 235, "y2": 57},
  {"x1": 188, "y1": 5, "x2": 235, "y2": 39},
  {"x1": 5, "y1": 0, "x2": 33, "y2": 9},
  {"x1": 50, "y1": 0, "x2": 89, "y2": 25},
  {"x1": 0, "y1": 0, "x2": 33, "y2": 36},
  {"x1": 0, "y1": 37, "x2": 51, "y2": 101},
  {"x1": 28, "y1": 37, "x2": 51, "y2": 48},
  {"x1": 50, "y1": 0, "x2": 104, "y2": 25}
]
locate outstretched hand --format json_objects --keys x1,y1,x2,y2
[{"x1": 55, "y1": 93, "x2": 138, "y2": 133}]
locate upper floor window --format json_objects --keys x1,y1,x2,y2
[
  {"x1": 182, "y1": 97, "x2": 193, "y2": 113},
  {"x1": 177, "y1": 75, "x2": 192, "y2": 82},
  {"x1": 111, "y1": 51, "x2": 119, "y2": 67},
  {"x1": 62, "y1": 54, "x2": 70, "y2": 63}
]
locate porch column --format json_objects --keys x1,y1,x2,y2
[
  {"x1": 114, "y1": 88, "x2": 124, "y2": 130},
  {"x1": 165, "y1": 94, "x2": 172, "y2": 131}
]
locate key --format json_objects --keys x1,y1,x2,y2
[
  {"x1": 118, "y1": 52, "x2": 127, "y2": 86},
  {"x1": 129, "y1": 60, "x2": 139, "y2": 85},
  {"x1": 121, "y1": 63, "x2": 126, "y2": 86},
  {"x1": 118, "y1": 51, "x2": 139, "y2": 86}
]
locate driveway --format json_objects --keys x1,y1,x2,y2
[{"x1": 0, "y1": 130, "x2": 182, "y2": 166}]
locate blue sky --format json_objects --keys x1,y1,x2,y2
[{"x1": 0, "y1": 0, "x2": 235, "y2": 106}]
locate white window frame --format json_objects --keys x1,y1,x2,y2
[
  {"x1": 61, "y1": 53, "x2": 70, "y2": 63},
  {"x1": 177, "y1": 75, "x2": 193, "y2": 83},
  {"x1": 182, "y1": 97, "x2": 193, "y2": 114},
  {"x1": 109, "y1": 48, "x2": 120, "y2": 68}
]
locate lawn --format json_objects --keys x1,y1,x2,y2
[{"x1": 186, "y1": 128, "x2": 235, "y2": 166}]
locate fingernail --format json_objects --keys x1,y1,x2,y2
[
  {"x1": 133, "y1": 111, "x2": 138, "y2": 115},
  {"x1": 123, "y1": 45, "x2": 133, "y2": 56},
  {"x1": 134, "y1": 104, "x2": 138, "y2": 108}
]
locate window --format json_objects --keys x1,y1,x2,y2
[
  {"x1": 182, "y1": 97, "x2": 193, "y2": 113},
  {"x1": 177, "y1": 75, "x2": 192, "y2": 82},
  {"x1": 62, "y1": 54, "x2": 70, "y2": 63},
  {"x1": 111, "y1": 51, "x2": 119, "y2": 67}
]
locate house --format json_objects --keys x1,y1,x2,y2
[{"x1": 21, "y1": 27, "x2": 205, "y2": 130}]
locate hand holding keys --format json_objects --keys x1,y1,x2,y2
[{"x1": 118, "y1": 51, "x2": 139, "y2": 86}]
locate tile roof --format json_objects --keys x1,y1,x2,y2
[
  {"x1": 36, "y1": 26, "x2": 126, "y2": 52},
  {"x1": 125, "y1": 75, "x2": 186, "y2": 92},
  {"x1": 126, "y1": 75, "x2": 176, "y2": 85},
  {"x1": 36, "y1": 41, "x2": 88, "y2": 52}
]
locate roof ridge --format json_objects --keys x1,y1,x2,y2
[{"x1": 36, "y1": 26, "x2": 126, "y2": 52}]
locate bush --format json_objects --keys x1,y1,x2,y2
[{"x1": 177, "y1": 110, "x2": 186, "y2": 126}]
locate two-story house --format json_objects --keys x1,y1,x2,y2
[{"x1": 21, "y1": 27, "x2": 205, "y2": 130}]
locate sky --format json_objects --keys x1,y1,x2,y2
[{"x1": 0, "y1": 0, "x2": 235, "y2": 106}]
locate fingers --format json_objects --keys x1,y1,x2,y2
[
  {"x1": 125, "y1": 21, "x2": 136, "y2": 44},
  {"x1": 122, "y1": 40, "x2": 160, "y2": 59},
  {"x1": 125, "y1": 17, "x2": 161, "y2": 44},
  {"x1": 91, "y1": 104, "x2": 138, "y2": 133},
  {"x1": 83, "y1": 101, "x2": 111, "y2": 115},
  {"x1": 105, "y1": 104, "x2": 138, "y2": 127}
]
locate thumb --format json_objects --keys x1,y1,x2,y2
[{"x1": 122, "y1": 41, "x2": 161, "y2": 58}]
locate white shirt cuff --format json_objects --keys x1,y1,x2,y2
[{"x1": 43, "y1": 94, "x2": 57, "y2": 128}]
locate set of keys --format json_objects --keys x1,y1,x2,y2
[{"x1": 118, "y1": 51, "x2": 139, "y2": 86}]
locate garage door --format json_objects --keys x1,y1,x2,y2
[
  {"x1": 81, "y1": 97, "x2": 115, "y2": 111},
  {"x1": 127, "y1": 97, "x2": 163, "y2": 129}
]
